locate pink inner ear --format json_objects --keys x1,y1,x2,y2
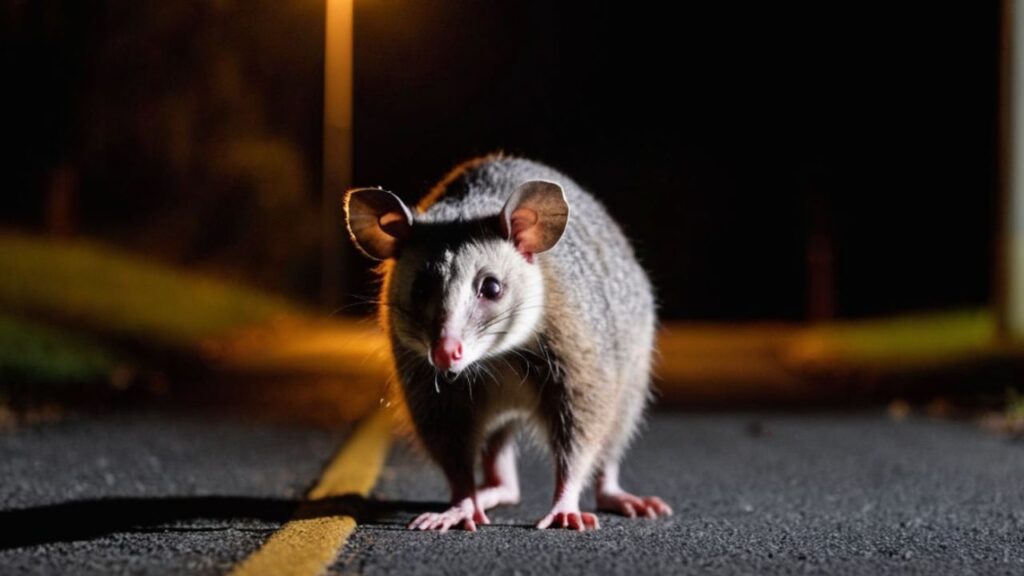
[
  {"x1": 509, "y1": 208, "x2": 539, "y2": 255},
  {"x1": 378, "y1": 211, "x2": 410, "y2": 238}
]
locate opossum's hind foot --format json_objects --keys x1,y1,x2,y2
[
  {"x1": 535, "y1": 507, "x2": 600, "y2": 531},
  {"x1": 596, "y1": 491, "x2": 673, "y2": 519},
  {"x1": 408, "y1": 497, "x2": 490, "y2": 532}
]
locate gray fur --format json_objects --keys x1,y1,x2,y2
[{"x1": 349, "y1": 155, "x2": 658, "y2": 527}]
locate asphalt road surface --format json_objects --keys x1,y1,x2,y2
[
  {"x1": 0, "y1": 413, "x2": 348, "y2": 575},
  {"x1": 2, "y1": 410, "x2": 1023, "y2": 575},
  {"x1": 339, "y1": 412, "x2": 1024, "y2": 575}
]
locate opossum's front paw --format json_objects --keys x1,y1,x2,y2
[
  {"x1": 408, "y1": 498, "x2": 489, "y2": 532},
  {"x1": 535, "y1": 508, "x2": 600, "y2": 531},
  {"x1": 597, "y1": 491, "x2": 673, "y2": 519}
]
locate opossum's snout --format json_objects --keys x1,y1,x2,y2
[
  {"x1": 425, "y1": 273, "x2": 509, "y2": 375},
  {"x1": 430, "y1": 333, "x2": 463, "y2": 373}
]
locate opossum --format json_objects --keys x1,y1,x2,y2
[{"x1": 344, "y1": 155, "x2": 671, "y2": 531}]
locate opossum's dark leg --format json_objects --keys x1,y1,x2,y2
[
  {"x1": 407, "y1": 430, "x2": 488, "y2": 531},
  {"x1": 405, "y1": 375, "x2": 487, "y2": 532},
  {"x1": 476, "y1": 424, "x2": 520, "y2": 511},
  {"x1": 535, "y1": 383, "x2": 600, "y2": 531}
]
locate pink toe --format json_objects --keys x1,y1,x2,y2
[
  {"x1": 647, "y1": 497, "x2": 672, "y2": 516},
  {"x1": 474, "y1": 508, "x2": 490, "y2": 525},
  {"x1": 411, "y1": 514, "x2": 432, "y2": 530}
]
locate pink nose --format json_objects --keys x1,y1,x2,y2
[{"x1": 431, "y1": 337, "x2": 463, "y2": 371}]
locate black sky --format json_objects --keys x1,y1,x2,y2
[
  {"x1": 3, "y1": 1, "x2": 1000, "y2": 320},
  {"x1": 353, "y1": 1, "x2": 1000, "y2": 320}
]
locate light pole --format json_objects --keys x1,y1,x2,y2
[{"x1": 322, "y1": 0, "x2": 353, "y2": 309}]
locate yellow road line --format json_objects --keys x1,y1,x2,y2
[{"x1": 231, "y1": 409, "x2": 393, "y2": 576}]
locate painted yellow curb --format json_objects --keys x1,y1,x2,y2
[{"x1": 231, "y1": 409, "x2": 393, "y2": 576}]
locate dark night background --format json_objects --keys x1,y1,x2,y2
[{"x1": 3, "y1": 1, "x2": 1001, "y2": 321}]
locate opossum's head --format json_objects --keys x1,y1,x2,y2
[{"x1": 344, "y1": 181, "x2": 569, "y2": 375}]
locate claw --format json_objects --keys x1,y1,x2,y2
[
  {"x1": 536, "y1": 510, "x2": 600, "y2": 531},
  {"x1": 597, "y1": 491, "x2": 673, "y2": 519},
  {"x1": 474, "y1": 507, "x2": 490, "y2": 526},
  {"x1": 408, "y1": 497, "x2": 486, "y2": 532}
]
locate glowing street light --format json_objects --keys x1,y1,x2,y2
[{"x1": 322, "y1": 0, "x2": 353, "y2": 308}]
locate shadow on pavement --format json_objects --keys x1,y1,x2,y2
[{"x1": 0, "y1": 495, "x2": 444, "y2": 550}]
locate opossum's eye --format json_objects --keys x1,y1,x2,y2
[{"x1": 479, "y1": 277, "x2": 502, "y2": 300}]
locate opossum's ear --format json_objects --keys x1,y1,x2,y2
[
  {"x1": 500, "y1": 180, "x2": 570, "y2": 257},
  {"x1": 344, "y1": 188, "x2": 413, "y2": 260}
]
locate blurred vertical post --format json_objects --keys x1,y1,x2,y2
[
  {"x1": 999, "y1": 0, "x2": 1024, "y2": 341},
  {"x1": 322, "y1": 0, "x2": 354, "y2": 309},
  {"x1": 46, "y1": 163, "x2": 77, "y2": 238}
]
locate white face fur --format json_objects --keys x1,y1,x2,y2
[
  {"x1": 344, "y1": 180, "x2": 570, "y2": 377},
  {"x1": 388, "y1": 236, "x2": 546, "y2": 373}
]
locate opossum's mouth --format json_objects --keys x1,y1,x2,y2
[
  {"x1": 423, "y1": 352, "x2": 471, "y2": 375},
  {"x1": 426, "y1": 355, "x2": 464, "y2": 375},
  {"x1": 391, "y1": 330, "x2": 480, "y2": 376},
  {"x1": 425, "y1": 334, "x2": 497, "y2": 377}
]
